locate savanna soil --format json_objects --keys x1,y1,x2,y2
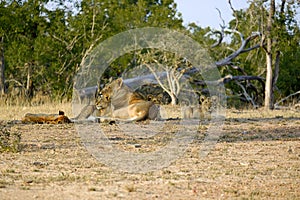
[{"x1": 0, "y1": 103, "x2": 299, "y2": 199}]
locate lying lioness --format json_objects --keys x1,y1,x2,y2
[{"x1": 95, "y1": 78, "x2": 160, "y2": 121}]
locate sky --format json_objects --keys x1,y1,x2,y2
[
  {"x1": 174, "y1": 0, "x2": 249, "y2": 29},
  {"x1": 175, "y1": 0, "x2": 300, "y2": 29}
]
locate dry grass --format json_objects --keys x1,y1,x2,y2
[
  {"x1": 0, "y1": 103, "x2": 299, "y2": 199},
  {"x1": 0, "y1": 103, "x2": 73, "y2": 121},
  {"x1": 226, "y1": 107, "x2": 300, "y2": 119}
]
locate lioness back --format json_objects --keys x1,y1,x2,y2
[
  {"x1": 112, "y1": 101, "x2": 153, "y2": 121},
  {"x1": 128, "y1": 92, "x2": 147, "y2": 104}
]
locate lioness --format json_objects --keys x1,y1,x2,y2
[
  {"x1": 95, "y1": 78, "x2": 160, "y2": 121},
  {"x1": 182, "y1": 95, "x2": 215, "y2": 119}
]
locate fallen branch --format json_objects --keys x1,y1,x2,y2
[
  {"x1": 193, "y1": 75, "x2": 264, "y2": 86},
  {"x1": 274, "y1": 90, "x2": 300, "y2": 109}
]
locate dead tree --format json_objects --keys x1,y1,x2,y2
[
  {"x1": 205, "y1": 24, "x2": 265, "y2": 107},
  {"x1": 263, "y1": 0, "x2": 276, "y2": 109}
]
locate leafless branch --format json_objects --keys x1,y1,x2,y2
[
  {"x1": 67, "y1": 35, "x2": 83, "y2": 51},
  {"x1": 216, "y1": 8, "x2": 226, "y2": 29},
  {"x1": 210, "y1": 30, "x2": 224, "y2": 48},
  {"x1": 228, "y1": 0, "x2": 239, "y2": 30},
  {"x1": 234, "y1": 80, "x2": 258, "y2": 108},
  {"x1": 5, "y1": 79, "x2": 24, "y2": 87},
  {"x1": 193, "y1": 75, "x2": 264, "y2": 86},
  {"x1": 51, "y1": 34, "x2": 68, "y2": 47},
  {"x1": 215, "y1": 30, "x2": 261, "y2": 66},
  {"x1": 274, "y1": 90, "x2": 300, "y2": 109},
  {"x1": 142, "y1": 62, "x2": 171, "y2": 97},
  {"x1": 230, "y1": 65, "x2": 247, "y2": 75}
]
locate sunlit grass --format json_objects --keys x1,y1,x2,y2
[
  {"x1": 225, "y1": 107, "x2": 300, "y2": 119},
  {"x1": 0, "y1": 98, "x2": 299, "y2": 121},
  {"x1": 0, "y1": 102, "x2": 73, "y2": 121}
]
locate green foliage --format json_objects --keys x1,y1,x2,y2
[
  {"x1": 0, "y1": 0, "x2": 184, "y2": 102},
  {"x1": 277, "y1": 29, "x2": 300, "y2": 96},
  {"x1": 0, "y1": 0, "x2": 299, "y2": 106}
]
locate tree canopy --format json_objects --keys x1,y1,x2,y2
[{"x1": 0, "y1": 0, "x2": 299, "y2": 108}]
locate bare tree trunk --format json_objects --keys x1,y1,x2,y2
[
  {"x1": 26, "y1": 63, "x2": 31, "y2": 92},
  {"x1": 265, "y1": 52, "x2": 273, "y2": 109},
  {"x1": 169, "y1": 93, "x2": 177, "y2": 106},
  {"x1": 0, "y1": 36, "x2": 5, "y2": 95},
  {"x1": 25, "y1": 62, "x2": 34, "y2": 100},
  {"x1": 264, "y1": 0, "x2": 275, "y2": 110}
]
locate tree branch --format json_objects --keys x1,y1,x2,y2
[
  {"x1": 215, "y1": 31, "x2": 261, "y2": 66},
  {"x1": 274, "y1": 90, "x2": 300, "y2": 109},
  {"x1": 193, "y1": 75, "x2": 264, "y2": 86},
  {"x1": 228, "y1": 0, "x2": 239, "y2": 30},
  {"x1": 234, "y1": 80, "x2": 258, "y2": 108},
  {"x1": 210, "y1": 31, "x2": 224, "y2": 48}
]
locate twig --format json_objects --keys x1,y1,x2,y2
[
  {"x1": 234, "y1": 80, "x2": 258, "y2": 108},
  {"x1": 216, "y1": 8, "x2": 226, "y2": 30},
  {"x1": 228, "y1": 0, "x2": 239, "y2": 30},
  {"x1": 274, "y1": 91, "x2": 300, "y2": 108}
]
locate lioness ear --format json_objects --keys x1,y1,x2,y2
[{"x1": 117, "y1": 78, "x2": 123, "y2": 88}]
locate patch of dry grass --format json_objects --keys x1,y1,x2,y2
[
  {"x1": 0, "y1": 123, "x2": 21, "y2": 153},
  {"x1": 0, "y1": 103, "x2": 73, "y2": 121},
  {"x1": 0, "y1": 103, "x2": 299, "y2": 199},
  {"x1": 226, "y1": 107, "x2": 300, "y2": 119}
]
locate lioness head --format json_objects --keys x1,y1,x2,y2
[{"x1": 95, "y1": 78, "x2": 123, "y2": 110}]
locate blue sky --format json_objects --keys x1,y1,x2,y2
[
  {"x1": 175, "y1": 1, "x2": 300, "y2": 29},
  {"x1": 174, "y1": 0, "x2": 249, "y2": 29}
]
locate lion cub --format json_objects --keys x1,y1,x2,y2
[{"x1": 182, "y1": 95, "x2": 215, "y2": 119}]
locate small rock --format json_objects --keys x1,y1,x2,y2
[{"x1": 32, "y1": 161, "x2": 48, "y2": 167}]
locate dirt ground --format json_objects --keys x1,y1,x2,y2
[{"x1": 0, "y1": 104, "x2": 299, "y2": 199}]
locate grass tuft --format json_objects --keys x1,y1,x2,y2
[{"x1": 0, "y1": 123, "x2": 21, "y2": 153}]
